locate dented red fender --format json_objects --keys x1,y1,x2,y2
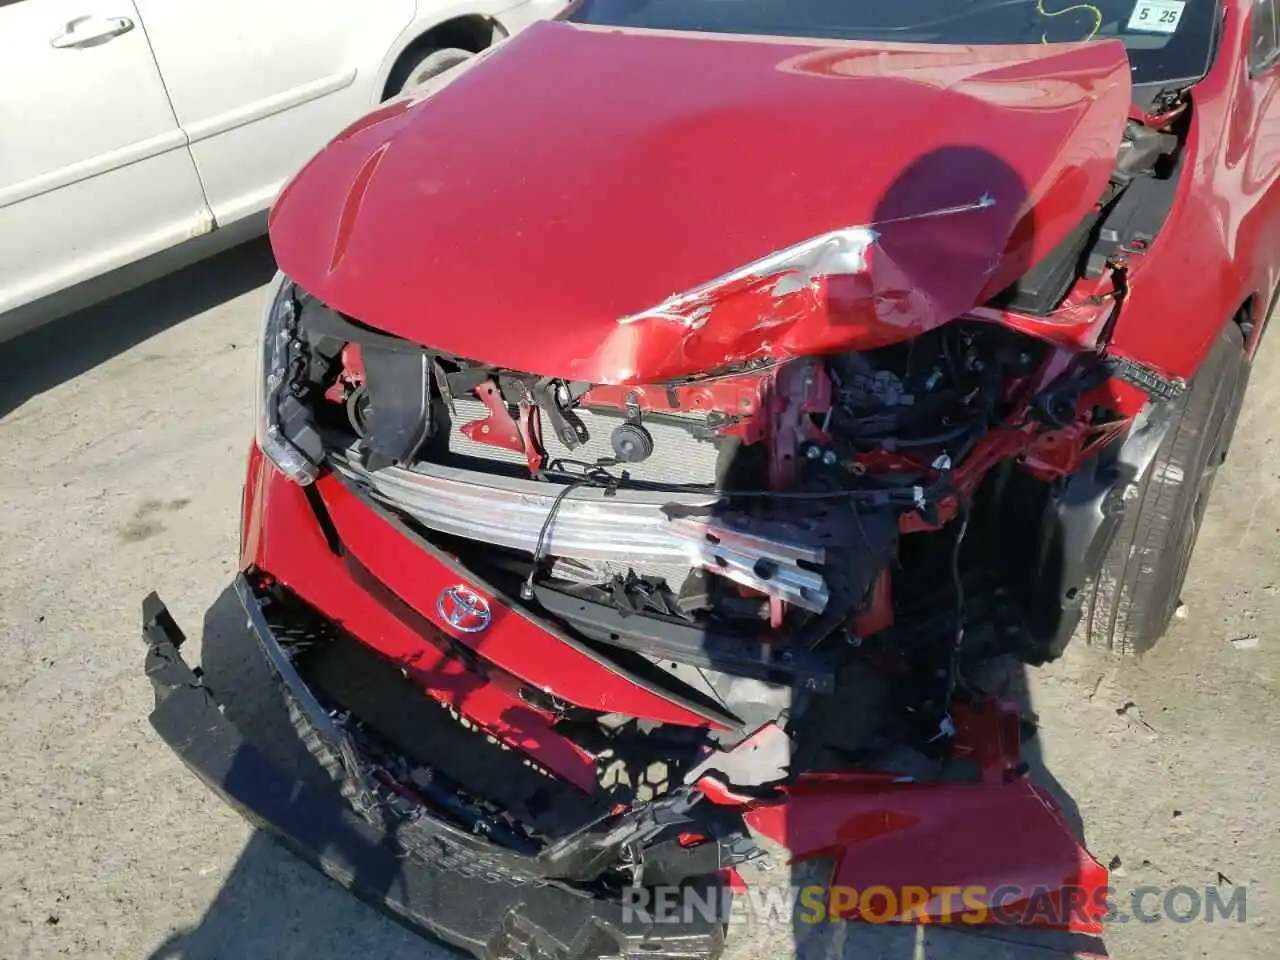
[
  {"x1": 270, "y1": 22, "x2": 1130, "y2": 384},
  {"x1": 703, "y1": 700, "x2": 1109, "y2": 934},
  {"x1": 743, "y1": 774, "x2": 1109, "y2": 932}
]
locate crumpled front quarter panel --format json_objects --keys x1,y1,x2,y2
[
  {"x1": 270, "y1": 22, "x2": 1130, "y2": 382},
  {"x1": 746, "y1": 774, "x2": 1109, "y2": 932}
]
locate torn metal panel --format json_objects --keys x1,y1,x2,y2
[{"x1": 611, "y1": 195, "x2": 1004, "y2": 382}]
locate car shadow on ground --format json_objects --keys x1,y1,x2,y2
[{"x1": 0, "y1": 239, "x2": 276, "y2": 421}]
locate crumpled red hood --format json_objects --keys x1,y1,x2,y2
[{"x1": 270, "y1": 22, "x2": 1130, "y2": 384}]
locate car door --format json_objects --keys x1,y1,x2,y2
[
  {"x1": 0, "y1": 0, "x2": 211, "y2": 316},
  {"x1": 1236, "y1": 0, "x2": 1280, "y2": 329},
  {"x1": 132, "y1": 0, "x2": 415, "y2": 227}
]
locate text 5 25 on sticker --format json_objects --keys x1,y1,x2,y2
[{"x1": 1128, "y1": 0, "x2": 1186, "y2": 34}]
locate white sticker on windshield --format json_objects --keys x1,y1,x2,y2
[{"x1": 1128, "y1": 0, "x2": 1186, "y2": 33}]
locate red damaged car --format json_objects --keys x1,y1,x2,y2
[{"x1": 146, "y1": 0, "x2": 1273, "y2": 954}]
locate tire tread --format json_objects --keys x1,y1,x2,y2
[{"x1": 1081, "y1": 325, "x2": 1245, "y2": 655}]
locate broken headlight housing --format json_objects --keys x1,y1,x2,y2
[{"x1": 255, "y1": 272, "x2": 323, "y2": 485}]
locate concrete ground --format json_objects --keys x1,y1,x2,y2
[{"x1": 1, "y1": 240, "x2": 1276, "y2": 959}]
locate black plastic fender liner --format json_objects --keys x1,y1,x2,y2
[
  {"x1": 143, "y1": 593, "x2": 727, "y2": 960},
  {"x1": 357, "y1": 345, "x2": 436, "y2": 467},
  {"x1": 1018, "y1": 398, "x2": 1178, "y2": 658}
]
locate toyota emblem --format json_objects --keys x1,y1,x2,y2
[{"x1": 437, "y1": 584, "x2": 492, "y2": 633}]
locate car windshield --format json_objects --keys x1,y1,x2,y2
[{"x1": 567, "y1": 0, "x2": 1220, "y2": 86}]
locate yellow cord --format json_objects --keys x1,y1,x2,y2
[{"x1": 1035, "y1": 0, "x2": 1104, "y2": 42}]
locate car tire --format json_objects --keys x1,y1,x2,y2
[
  {"x1": 390, "y1": 47, "x2": 474, "y2": 96},
  {"x1": 1077, "y1": 321, "x2": 1250, "y2": 656}
]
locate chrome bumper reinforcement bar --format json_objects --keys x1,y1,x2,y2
[{"x1": 330, "y1": 453, "x2": 830, "y2": 612}]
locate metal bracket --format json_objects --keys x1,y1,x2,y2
[{"x1": 1104, "y1": 355, "x2": 1186, "y2": 402}]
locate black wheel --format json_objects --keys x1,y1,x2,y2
[
  {"x1": 388, "y1": 47, "x2": 473, "y2": 97},
  {"x1": 1078, "y1": 322, "x2": 1250, "y2": 655}
]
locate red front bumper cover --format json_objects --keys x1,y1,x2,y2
[{"x1": 144, "y1": 445, "x2": 1110, "y2": 957}]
